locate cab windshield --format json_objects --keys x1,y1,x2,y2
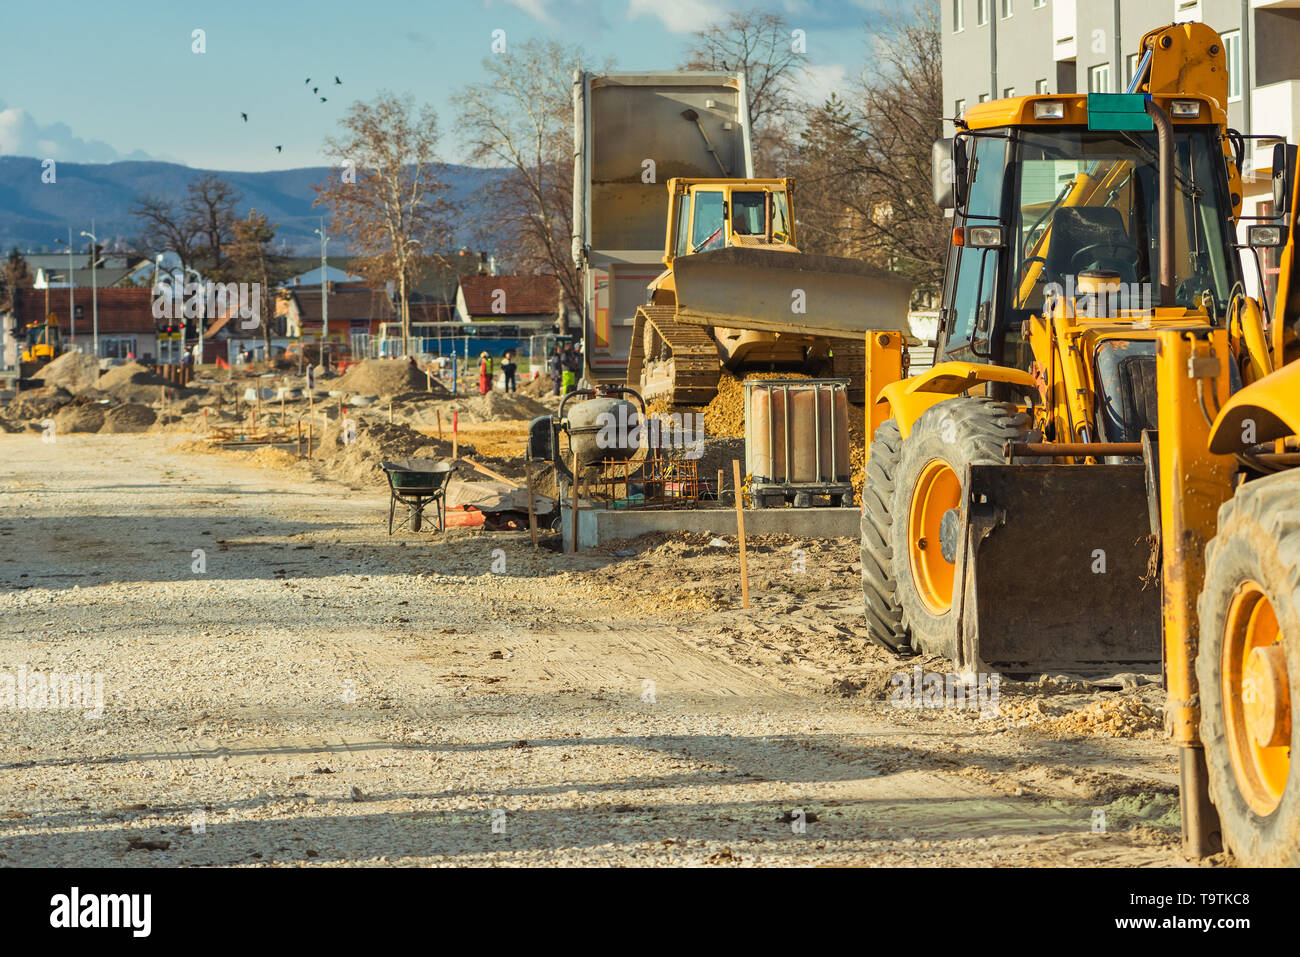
[
  {"x1": 731, "y1": 191, "x2": 766, "y2": 236},
  {"x1": 1010, "y1": 127, "x2": 1238, "y2": 316}
]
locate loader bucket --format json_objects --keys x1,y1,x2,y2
[
  {"x1": 672, "y1": 247, "x2": 913, "y2": 337},
  {"x1": 952, "y1": 463, "x2": 1161, "y2": 674}
]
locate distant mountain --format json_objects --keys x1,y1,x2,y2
[{"x1": 0, "y1": 156, "x2": 510, "y2": 255}]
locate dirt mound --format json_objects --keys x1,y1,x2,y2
[
  {"x1": 96, "y1": 361, "x2": 182, "y2": 404},
  {"x1": 7, "y1": 385, "x2": 73, "y2": 421},
  {"x1": 37, "y1": 352, "x2": 100, "y2": 393},
  {"x1": 520, "y1": 373, "x2": 554, "y2": 397},
  {"x1": 435, "y1": 391, "x2": 550, "y2": 424},
  {"x1": 53, "y1": 400, "x2": 106, "y2": 433},
  {"x1": 100, "y1": 403, "x2": 158, "y2": 433},
  {"x1": 316, "y1": 419, "x2": 450, "y2": 487},
  {"x1": 334, "y1": 359, "x2": 447, "y2": 398}
]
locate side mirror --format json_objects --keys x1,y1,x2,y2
[
  {"x1": 933, "y1": 139, "x2": 958, "y2": 208},
  {"x1": 1272, "y1": 143, "x2": 1297, "y2": 216}
]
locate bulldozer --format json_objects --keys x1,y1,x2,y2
[
  {"x1": 626, "y1": 176, "x2": 912, "y2": 406},
  {"x1": 1152, "y1": 137, "x2": 1299, "y2": 865},
  {"x1": 859, "y1": 21, "x2": 1293, "y2": 679}
]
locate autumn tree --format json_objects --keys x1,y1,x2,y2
[
  {"x1": 682, "y1": 8, "x2": 804, "y2": 174},
  {"x1": 315, "y1": 92, "x2": 454, "y2": 355},
  {"x1": 455, "y1": 38, "x2": 592, "y2": 319},
  {"x1": 787, "y1": 5, "x2": 945, "y2": 302},
  {"x1": 226, "y1": 209, "x2": 293, "y2": 358}
]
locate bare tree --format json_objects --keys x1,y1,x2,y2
[
  {"x1": 129, "y1": 193, "x2": 201, "y2": 276},
  {"x1": 787, "y1": 5, "x2": 945, "y2": 302},
  {"x1": 315, "y1": 91, "x2": 454, "y2": 354},
  {"x1": 455, "y1": 38, "x2": 592, "y2": 318},
  {"x1": 226, "y1": 209, "x2": 293, "y2": 358},
  {"x1": 682, "y1": 8, "x2": 803, "y2": 173},
  {"x1": 185, "y1": 174, "x2": 241, "y2": 279},
  {"x1": 1, "y1": 247, "x2": 32, "y2": 316}
]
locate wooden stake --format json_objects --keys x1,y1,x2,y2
[
  {"x1": 388, "y1": 400, "x2": 393, "y2": 424},
  {"x1": 718, "y1": 468, "x2": 724, "y2": 504},
  {"x1": 524, "y1": 463, "x2": 539, "y2": 548},
  {"x1": 732, "y1": 459, "x2": 749, "y2": 609},
  {"x1": 436, "y1": 410, "x2": 443, "y2": 443},
  {"x1": 452, "y1": 411, "x2": 459, "y2": 460}
]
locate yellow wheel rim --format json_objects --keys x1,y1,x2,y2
[
  {"x1": 907, "y1": 459, "x2": 960, "y2": 615},
  {"x1": 1222, "y1": 582, "x2": 1291, "y2": 816}
]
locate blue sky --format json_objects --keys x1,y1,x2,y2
[{"x1": 0, "y1": 0, "x2": 907, "y2": 172}]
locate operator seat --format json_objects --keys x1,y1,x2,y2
[{"x1": 1044, "y1": 207, "x2": 1139, "y2": 285}]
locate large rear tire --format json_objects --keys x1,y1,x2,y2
[
  {"x1": 889, "y1": 397, "x2": 1032, "y2": 660},
  {"x1": 860, "y1": 419, "x2": 910, "y2": 654},
  {"x1": 1196, "y1": 470, "x2": 1299, "y2": 867}
]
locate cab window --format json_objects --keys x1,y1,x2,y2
[
  {"x1": 731, "y1": 192, "x2": 766, "y2": 236},
  {"x1": 673, "y1": 193, "x2": 691, "y2": 255},
  {"x1": 691, "y1": 190, "x2": 725, "y2": 252}
]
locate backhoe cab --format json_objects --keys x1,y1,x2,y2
[{"x1": 860, "y1": 22, "x2": 1289, "y2": 676}]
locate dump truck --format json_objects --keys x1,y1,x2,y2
[
  {"x1": 859, "y1": 22, "x2": 1290, "y2": 678},
  {"x1": 1154, "y1": 137, "x2": 1299, "y2": 866},
  {"x1": 572, "y1": 71, "x2": 911, "y2": 405}
]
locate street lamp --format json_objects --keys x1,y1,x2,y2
[
  {"x1": 79, "y1": 226, "x2": 99, "y2": 358},
  {"x1": 52, "y1": 232, "x2": 75, "y2": 350},
  {"x1": 314, "y1": 220, "x2": 330, "y2": 366}
]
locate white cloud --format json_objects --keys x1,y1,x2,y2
[
  {"x1": 505, "y1": 0, "x2": 555, "y2": 23},
  {"x1": 626, "y1": 0, "x2": 727, "y2": 34},
  {"x1": 0, "y1": 102, "x2": 152, "y2": 163},
  {"x1": 798, "y1": 63, "x2": 850, "y2": 107}
]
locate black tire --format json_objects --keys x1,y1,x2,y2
[
  {"x1": 860, "y1": 419, "x2": 911, "y2": 654},
  {"x1": 889, "y1": 397, "x2": 1032, "y2": 660},
  {"x1": 1196, "y1": 470, "x2": 1300, "y2": 867}
]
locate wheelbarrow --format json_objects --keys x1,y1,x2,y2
[{"x1": 380, "y1": 459, "x2": 455, "y2": 534}]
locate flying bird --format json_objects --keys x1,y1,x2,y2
[
  {"x1": 312, "y1": 87, "x2": 319, "y2": 94},
  {"x1": 240, "y1": 112, "x2": 248, "y2": 122},
  {"x1": 275, "y1": 145, "x2": 283, "y2": 153},
  {"x1": 305, "y1": 78, "x2": 310, "y2": 84},
  {"x1": 320, "y1": 97, "x2": 327, "y2": 103},
  {"x1": 334, "y1": 76, "x2": 342, "y2": 84}
]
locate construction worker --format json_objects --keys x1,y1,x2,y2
[
  {"x1": 562, "y1": 343, "x2": 580, "y2": 395},
  {"x1": 548, "y1": 344, "x2": 564, "y2": 396},
  {"x1": 501, "y1": 350, "x2": 518, "y2": 393},
  {"x1": 478, "y1": 351, "x2": 492, "y2": 395}
]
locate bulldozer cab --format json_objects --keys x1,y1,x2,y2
[
  {"x1": 935, "y1": 105, "x2": 1242, "y2": 370},
  {"x1": 664, "y1": 178, "x2": 795, "y2": 265}
]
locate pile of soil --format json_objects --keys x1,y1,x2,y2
[
  {"x1": 96, "y1": 362, "x2": 181, "y2": 404},
  {"x1": 435, "y1": 391, "x2": 550, "y2": 424},
  {"x1": 53, "y1": 399, "x2": 106, "y2": 433},
  {"x1": 334, "y1": 359, "x2": 448, "y2": 398},
  {"x1": 100, "y1": 404, "x2": 158, "y2": 434},
  {"x1": 37, "y1": 352, "x2": 100, "y2": 393},
  {"x1": 520, "y1": 373, "x2": 554, "y2": 398},
  {"x1": 7, "y1": 385, "x2": 73, "y2": 421},
  {"x1": 316, "y1": 419, "x2": 450, "y2": 487}
]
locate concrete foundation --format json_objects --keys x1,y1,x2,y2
[{"x1": 560, "y1": 504, "x2": 860, "y2": 551}]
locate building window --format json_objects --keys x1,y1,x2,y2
[
  {"x1": 1127, "y1": 53, "x2": 1141, "y2": 88},
  {"x1": 978, "y1": 93, "x2": 991, "y2": 103},
  {"x1": 1000, "y1": 0, "x2": 1012, "y2": 18},
  {"x1": 1033, "y1": 0, "x2": 1045, "y2": 7},
  {"x1": 1003, "y1": 86, "x2": 1016, "y2": 98},
  {"x1": 955, "y1": 98, "x2": 967, "y2": 117},
  {"x1": 1223, "y1": 30, "x2": 1242, "y2": 101},
  {"x1": 1089, "y1": 63, "x2": 1111, "y2": 93},
  {"x1": 953, "y1": 0, "x2": 964, "y2": 32},
  {"x1": 1175, "y1": 0, "x2": 1201, "y2": 22},
  {"x1": 977, "y1": 0, "x2": 988, "y2": 26},
  {"x1": 1035, "y1": 78, "x2": 1049, "y2": 94}
]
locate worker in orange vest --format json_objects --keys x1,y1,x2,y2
[{"x1": 478, "y1": 351, "x2": 492, "y2": 395}]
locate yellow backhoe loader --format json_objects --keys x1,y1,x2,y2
[
  {"x1": 1154, "y1": 137, "x2": 1299, "y2": 864},
  {"x1": 859, "y1": 22, "x2": 1291, "y2": 679},
  {"x1": 20, "y1": 314, "x2": 65, "y2": 377},
  {"x1": 626, "y1": 177, "x2": 912, "y2": 405}
]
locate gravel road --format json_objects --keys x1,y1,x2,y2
[{"x1": 0, "y1": 433, "x2": 1193, "y2": 866}]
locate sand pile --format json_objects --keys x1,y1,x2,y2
[
  {"x1": 100, "y1": 404, "x2": 158, "y2": 434},
  {"x1": 317, "y1": 419, "x2": 449, "y2": 487},
  {"x1": 521, "y1": 373, "x2": 554, "y2": 397},
  {"x1": 436, "y1": 391, "x2": 550, "y2": 424},
  {"x1": 53, "y1": 398, "x2": 106, "y2": 433},
  {"x1": 7, "y1": 385, "x2": 73, "y2": 421},
  {"x1": 334, "y1": 359, "x2": 448, "y2": 398},
  {"x1": 96, "y1": 362, "x2": 180, "y2": 403},
  {"x1": 37, "y1": 352, "x2": 100, "y2": 393},
  {"x1": 1001, "y1": 696, "x2": 1162, "y2": 739}
]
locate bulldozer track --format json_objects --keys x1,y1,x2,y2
[{"x1": 629, "y1": 305, "x2": 722, "y2": 406}]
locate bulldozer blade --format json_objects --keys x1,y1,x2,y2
[
  {"x1": 672, "y1": 247, "x2": 913, "y2": 337},
  {"x1": 953, "y1": 464, "x2": 1161, "y2": 675}
]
